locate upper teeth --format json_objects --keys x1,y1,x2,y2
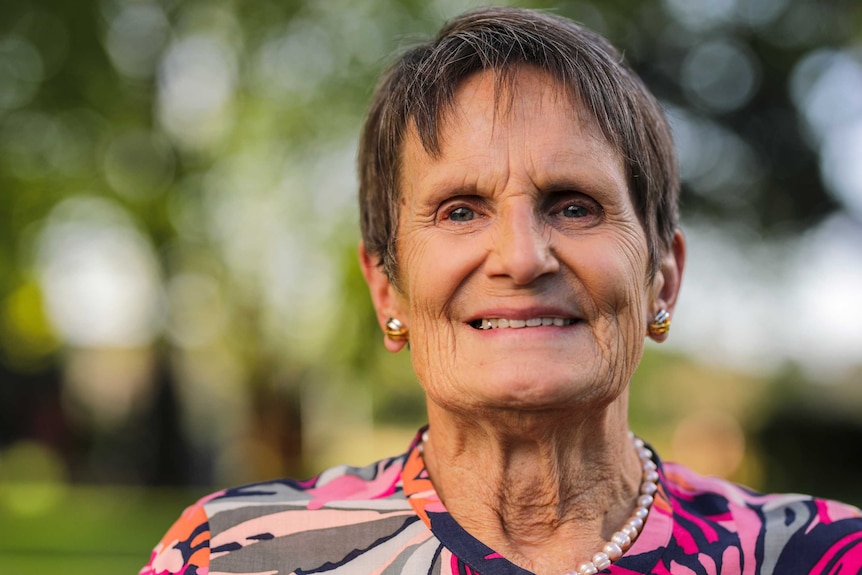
[{"x1": 474, "y1": 317, "x2": 575, "y2": 330}]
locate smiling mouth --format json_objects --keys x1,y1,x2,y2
[{"x1": 469, "y1": 317, "x2": 577, "y2": 330}]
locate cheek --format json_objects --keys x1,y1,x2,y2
[
  {"x1": 398, "y1": 231, "x2": 485, "y2": 318},
  {"x1": 572, "y1": 238, "x2": 650, "y2": 388},
  {"x1": 574, "y1": 235, "x2": 651, "y2": 326},
  {"x1": 396, "y1": 233, "x2": 489, "y2": 394}
]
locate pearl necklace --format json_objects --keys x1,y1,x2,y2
[
  {"x1": 566, "y1": 433, "x2": 659, "y2": 574},
  {"x1": 417, "y1": 430, "x2": 659, "y2": 575}
]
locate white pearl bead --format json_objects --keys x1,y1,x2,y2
[
  {"x1": 562, "y1": 433, "x2": 657, "y2": 573},
  {"x1": 641, "y1": 481, "x2": 657, "y2": 495},
  {"x1": 603, "y1": 542, "x2": 623, "y2": 561},
  {"x1": 637, "y1": 494, "x2": 654, "y2": 508},
  {"x1": 592, "y1": 552, "x2": 611, "y2": 570},
  {"x1": 612, "y1": 531, "x2": 631, "y2": 549}
]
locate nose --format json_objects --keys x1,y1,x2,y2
[{"x1": 485, "y1": 201, "x2": 559, "y2": 285}]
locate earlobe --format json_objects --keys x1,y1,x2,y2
[
  {"x1": 648, "y1": 229, "x2": 686, "y2": 342},
  {"x1": 359, "y1": 243, "x2": 409, "y2": 353}
]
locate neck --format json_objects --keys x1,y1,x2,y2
[{"x1": 422, "y1": 401, "x2": 644, "y2": 575}]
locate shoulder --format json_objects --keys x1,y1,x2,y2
[
  {"x1": 140, "y1": 452, "x2": 411, "y2": 575},
  {"x1": 661, "y1": 461, "x2": 862, "y2": 572},
  {"x1": 208, "y1": 452, "x2": 409, "y2": 514},
  {"x1": 661, "y1": 460, "x2": 862, "y2": 522},
  {"x1": 139, "y1": 490, "x2": 222, "y2": 575}
]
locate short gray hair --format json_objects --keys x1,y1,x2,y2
[{"x1": 359, "y1": 6, "x2": 679, "y2": 283}]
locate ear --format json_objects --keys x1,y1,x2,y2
[
  {"x1": 648, "y1": 229, "x2": 686, "y2": 343},
  {"x1": 359, "y1": 242, "x2": 408, "y2": 353}
]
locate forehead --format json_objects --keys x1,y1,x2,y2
[
  {"x1": 400, "y1": 67, "x2": 627, "y2": 196},
  {"x1": 443, "y1": 67, "x2": 589, "y2": 135}
]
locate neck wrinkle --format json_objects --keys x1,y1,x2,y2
[{"x1": 422, "y1": 400, "x2": 641, "y2": 575}]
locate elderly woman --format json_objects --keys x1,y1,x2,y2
[{"x1": 142, "y1": 7, "x2": 862, "y2": 575}]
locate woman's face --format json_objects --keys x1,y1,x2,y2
[{"x1": 364, "y1": 68, "x2": 680, "y2": 414}]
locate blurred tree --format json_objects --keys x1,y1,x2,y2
[{"x1": 0, "y1": 0, "x2": 860, "y2": 489}]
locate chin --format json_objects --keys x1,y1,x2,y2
[{"x1": 463, "y1": 368, "x2": 621, "y2": 413}]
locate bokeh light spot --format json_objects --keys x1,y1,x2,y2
[
  {"x1": 663, "y1": 0, "x2": 737, "y2": 31},
  {"x1": 681, "y1": 39, "x2": 760, "y2": 113},
  {"x1": 0, "y1": 37, "x2": 44, "y2": 111},
  {"x1": 157, "y1": 35, "x2": 237, "y2": 149},
  {"x1": 672, "y1": 411, "x2": 746, "y2": 478},
  {"x1": 36, "y1": 197, "x2": 162, "y2": 348},
  {"x1": 105, "y1": 2, "x2": 170, "y2": 79},
  {"x1": 0, "y1": 440, "x2": 68, "y2": 516}
]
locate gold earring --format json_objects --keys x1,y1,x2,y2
[
  {"x1": 647, "y1": 309, "x2": 670, "y2": 337},
  {"x1": 384, "y1": 317, "x2": 409, "y2": 341}
]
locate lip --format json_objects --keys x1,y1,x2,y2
[{"x1": 465, "y1": 306, "x2": 582, "y2": 324}]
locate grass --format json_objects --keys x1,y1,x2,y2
[{"x1": 0, "y1": 484, "x2": 209, "y2": 575}]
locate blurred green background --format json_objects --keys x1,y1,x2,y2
[{"x1": 1, "y1": 0, "x2": 861, "y2": 573}]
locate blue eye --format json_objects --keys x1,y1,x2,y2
[
  {"x1": 449, "y1": 207, "x2": 475, "y2": 222},
  {"x1": 561, "y1": 204, "x2": 589, "y2": 218}
]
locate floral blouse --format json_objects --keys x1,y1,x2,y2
[{"x1": 140, "y1": 430, "x2": 862, "y2": 574}]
